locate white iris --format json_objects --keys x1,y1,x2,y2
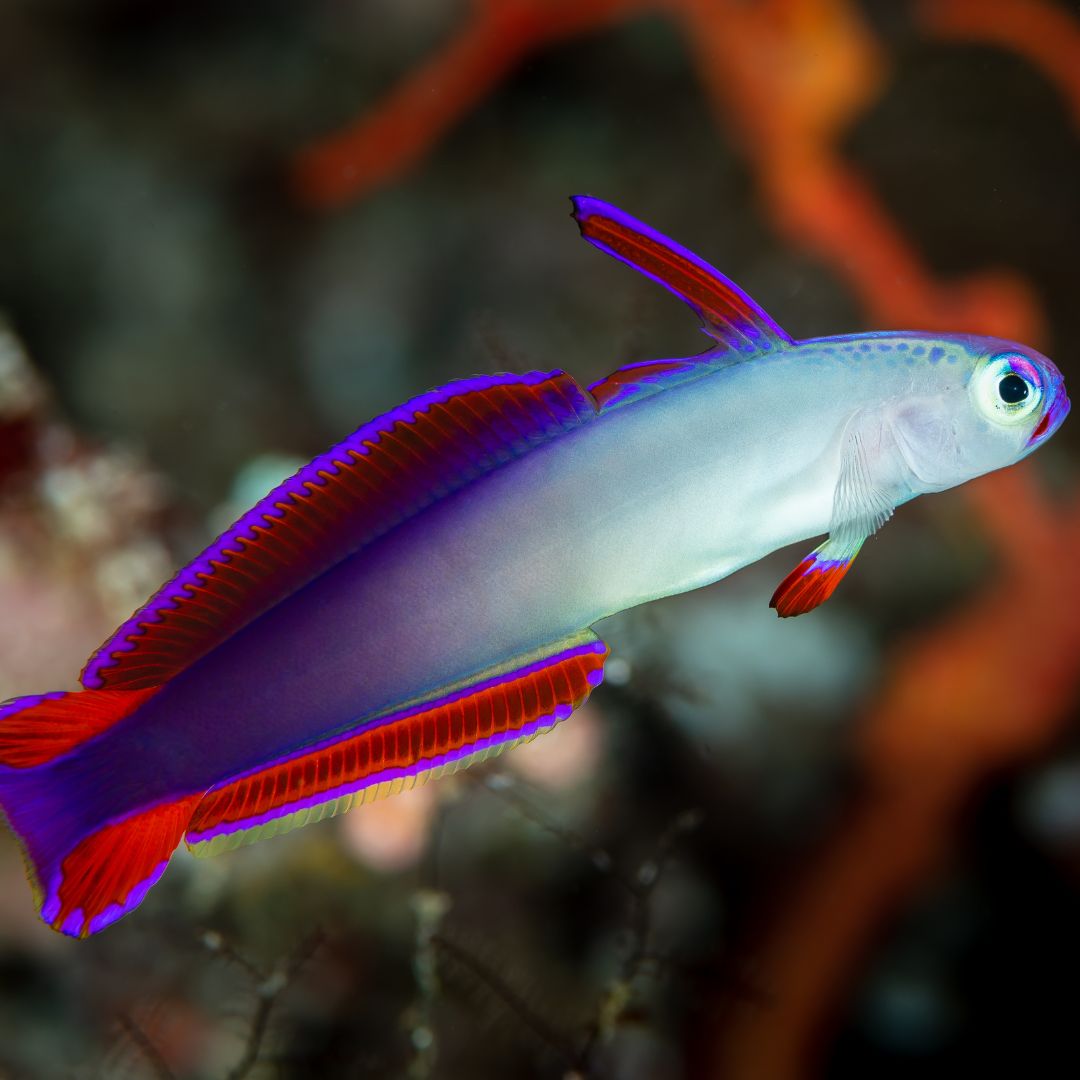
[{"x1": 973, "y1": 353, "x2": 1042, "y2": 426}]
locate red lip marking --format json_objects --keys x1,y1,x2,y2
[{"x1": 1030, "y1": 414, "x2": 1050, "y2": 443}]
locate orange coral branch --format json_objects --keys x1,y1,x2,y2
[
  {"x1": 921, "y1": 0, "x2": 1080, "y2": 128},
  {"x1": 676, "y1": 0, "x2": 1042, "y2": 339},
  {"x1": 292, "y1": 0, "x2": 656, "y2": 208},
  {"x1": 292, "y1": 0, "x2": 1046, "y2": 340}
]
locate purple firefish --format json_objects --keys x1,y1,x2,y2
[{"x1": 0, "y1": 197, "x2": 1067, "y2": 936}]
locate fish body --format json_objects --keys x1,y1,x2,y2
[{"x1": 0, "y1": 198, "x2": 1067, "y2": 936}]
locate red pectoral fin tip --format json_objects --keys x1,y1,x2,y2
[{"x1": 770, "y1": 551, "x2": 856, "y2": 618}]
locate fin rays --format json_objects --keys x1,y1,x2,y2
[
  {"x1": 571, "y1": 196, "x2": 791, "y2": 352},
  {"x1": 39, "y1": 794, "x2": 202, "y2": 938},
  {"x1": 83, "y1": 372, "x2": 596, "y2": 691},
  {"x1": 186, "y1": 635, "x2": 608, "y2": 855}
]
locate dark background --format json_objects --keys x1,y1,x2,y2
[{"x1": 0, "y1": 1, "x2": 1078, "y2": 1076}]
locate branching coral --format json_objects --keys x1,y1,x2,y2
[
  {"x1": 430, "y1": 771, "x2": 701, "y2": 1075},
  {"x1": 920, "y1": 0, "x2": 1080, "y2": 129},
  {"x1": 116, "y1": 932, "x2": 323, "y2": 1080}
]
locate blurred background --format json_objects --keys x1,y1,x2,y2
[{"x1": 0, "y1": 0, "x2": 1078, "y2": 1076}]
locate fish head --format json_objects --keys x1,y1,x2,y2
[
  {"x1": 962, "y1": 337, "x2": 1069, "y2": 464},
  {"x1": 888, "y1": 335, "x2": 1069, "y2": 492}
]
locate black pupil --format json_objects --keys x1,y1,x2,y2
[{"x1": 999, "y1": 373, "x2": 1029, "y2": 405}]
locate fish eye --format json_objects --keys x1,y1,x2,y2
[
  {"x1": 998, "y1": 373, "x2": 1029, "y2": 405},
  {"x1": 973, "y1": 353, "x2": 1042, "y2": 426}
]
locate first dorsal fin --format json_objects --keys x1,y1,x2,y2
[
  {"x1": 571, "y1": 196, "x2": 792, "y2": 354},
  {"x1": 82, "y1": 371, "x2": 597, "y2": 690}
]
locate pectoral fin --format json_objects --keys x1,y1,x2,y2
[{"x1": 771, "y1": 418, "x2": 895, "y2": 617}]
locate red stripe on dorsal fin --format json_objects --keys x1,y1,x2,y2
[
  {"x1": 82, "y1": 371, "x2": 597, "y2": 691},
  {"x1": 0, "y1": 687, "x2": 159, "y2": 767},
  {"x1": 571, "y1": 196, "x2": 791, "y2": 354},
  {"x1": 185, "y1": 634, "x2": 608, "y2": 855}
]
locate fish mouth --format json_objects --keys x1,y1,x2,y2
[{"x1": 1028, "y1": 384, "x2": 1070, "y2": 447}]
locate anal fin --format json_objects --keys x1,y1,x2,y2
[{"x1": 186, "y1": 633, "x2": 608, "y2": 855}]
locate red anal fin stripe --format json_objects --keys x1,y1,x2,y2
[
  {"x1": 0, "y1": 687, "x2": 159, "y2": 767},
  {"x1": 82, "y1": 371, "x2": 597, "y2": 691},
  {"x1": 41, "y1": 793, "x2": 202, "y2": 938},
  {"x1": 186, "y1": 637, "x2": 608, "y2": 853},
  {"x1": 770, "y1": 547, "x2": 859, "y2": 618},
  {"x1": 571, "y1": 196, "x2": 790, "y2": 352}
]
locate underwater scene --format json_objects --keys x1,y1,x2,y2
[{"x1": 0, "y1": 1, "x2": 1078, "y2": 1076}]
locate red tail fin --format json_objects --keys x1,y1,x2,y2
[
  {"x1": 38, "y1": 795, "x2": 202, "y2": 937},
  {"x1": 0, "y1": 688, "x2": 201, "y2": 937},
  {"x1": 0, "y1": 687, "x2": 157, "y2": 767}
]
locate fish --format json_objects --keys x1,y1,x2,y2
[{"x1": 0, "y1": 197, "x2": 1068, "y2": 937}]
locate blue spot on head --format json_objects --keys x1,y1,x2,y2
[
  {"x1": 877, "y1": 343, "x2": 893, "y2": 352},
  {"x1": 859, "y1": 343, "x2": 871, "y2": 353},
  {"x1": 897, "y1": 343, "x2": 908, "y2": 351},
  {"x1": 929, "y1": 347, "x2": 944, "y2": 365},
  {"x1": 912, "y1": 346, "x2": 925, "y2": 357}
]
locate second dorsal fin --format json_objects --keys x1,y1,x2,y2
[
  {"x1": 571, "y1": 196, "x2": 791, "y2": 354},
  {"x1": 82, "y1": 371, "x2": 597, "y2": 691}
]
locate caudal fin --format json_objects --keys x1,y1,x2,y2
[{"x1": 0, "y1": 688, "x2": 201, "y2": 937}]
